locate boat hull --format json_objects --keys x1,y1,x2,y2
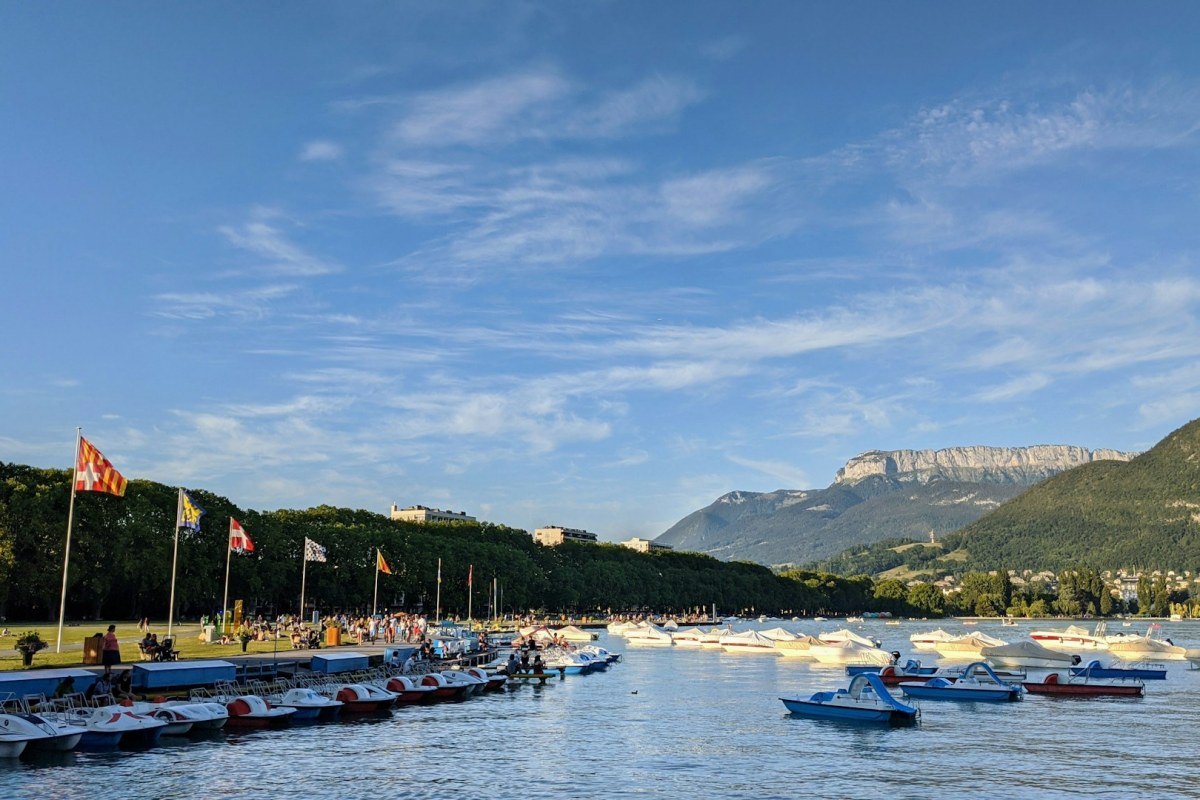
[
  {"x1": 900, "y1": 684, "x2": 1021, "y2": 702},
  {"x1": 780, "y1": 698, "x2": 914, "y2": 725},
  {"x1": 1023, "y1": 682, "x2": 1144, "y2": 697}
]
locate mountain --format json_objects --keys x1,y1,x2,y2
[
  {"x1": 949, "y1": 419, "x2": 1200, "y2": 571},
  {"x1": 657, "y1": 444, "x2": 1135, "y2": 567}
]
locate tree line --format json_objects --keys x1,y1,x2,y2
[{"x1": 0, "y1": 463, "x2": 875, "y2": 622}]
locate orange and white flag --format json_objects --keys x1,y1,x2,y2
[
  {"x1": 377, "y1": 549, "x2": 392, "y2": 575},
  {"x1": 75, "y1": 437, "x2": 127, "y2": 496}
]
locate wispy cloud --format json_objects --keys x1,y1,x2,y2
[
  {"x1": 152, "y1": 283, "x2": 299, "y2": 320},
  {"x1": 219, "y1": 211, "x2": 341, "y2": 277},
  {"x1": 726, "y1": 454, "x2": 809, "y2": 488},
  {"x1": 299, "y1": 140, "x2": 344, "y2": 161}
]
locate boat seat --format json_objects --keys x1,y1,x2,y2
[{"x1": 1044, "y1": 672, "x2": 1060, "y2": 684}]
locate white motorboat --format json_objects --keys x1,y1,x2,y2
[
  {"x1": 662, "y1": 619, "x2": 680, "y2": 630},
  {"x1": 759, "y1": 627, "x2": 800, "y2": 642},
  {"x1": 1105, "y1": 627, "x2": 1188, "y2": 661},
  {"x1": 1029, "y1": 624, "x2": 1109, "y2": 651},
  {"x1": 625, "y1": 625, "x2": 674, "y2": 647},
  {"x1": 555, "y1": 625, "x2": 598, "y2": 642},
  {"x1": 819, "y1": 629, "x2": 880, "y2": 648},
  {"x1": 774, "y1": 635, "x2": 824, "y2": 659},
  {"x1": 807, "y1": 640, "x2": 892, "y2": 666},
  {"x1": 672, "y1": 627, "x2": 707, "y2": 647},
  {"x1": 699, "y1": 626, "x2": 732, "y2": 649},
  {"x1": 981, "y1": 639, "x2": 1076, "y2": 669},
  {"x1": 933, "y1": 632, "x2": 1008, "y2": 660},
  {"x1": 580, "y1": 644, "x2": 621, "y2": 663},
  {"x1": 719, "y1": 630, "x2": 781, "y2": 655},
  {"x1": 909, "y1": 628, "x2": 959, "y2": 651},
  {"x1": 606, "y1": 620, "x2": 638, "y2": 635}
]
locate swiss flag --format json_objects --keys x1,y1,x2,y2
[{"x1": 229, "y1": 518, "x2": 254, "y2": 553}]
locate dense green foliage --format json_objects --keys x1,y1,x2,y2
[
  {"x1": 0, "y1": 463, "x2": 875, "y2": 621},
  {"x1": 956, "y1": 418, "x2": 1200, "y2": 572}
]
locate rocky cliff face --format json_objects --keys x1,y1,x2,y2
[{"x1": 834, "y1": 445, "x2": 1136, "y2": 486}]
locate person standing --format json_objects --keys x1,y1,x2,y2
[{"x1": 102, "y1": 624, "x2": 121, "y2": 675}]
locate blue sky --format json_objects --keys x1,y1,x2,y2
[{"x1": 3, "y1": 3, "x2": 1199, "y2": 541}]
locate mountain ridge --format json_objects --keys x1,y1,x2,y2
[{"x1": 657, "y1": 443, "x2": 1135, "y2": 566}]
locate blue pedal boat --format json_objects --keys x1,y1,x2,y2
[
  {"x1": 780, "y1": 673, "x2": 919, "y2": 724},
  {"x1": 900, "y1": 661, "x2": 1023, "y2": 702},
  {"x1": 1068, "y1": 659, "x2": 1166, "y2": 681}
]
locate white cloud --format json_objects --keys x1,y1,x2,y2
[
  {"x1": 726, "y1": 454, "x2": 809, "y2": 488},
  {"x1": 974, "y1": 373, "x2": 1051, "y2": 403},
  {"x1": 219, "y1": 212, "x2": 341, "y2": 277},
  {"x1": 299, "y1": 140, "x2": 344, "y2": 161}
]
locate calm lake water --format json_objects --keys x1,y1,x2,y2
[{"x1": 3, "y1": 619, "x2": 1199, "y2": 799}]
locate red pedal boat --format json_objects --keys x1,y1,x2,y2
[{"x1": 1022, "y1": 671, "x2": 1144, "y2": 697}]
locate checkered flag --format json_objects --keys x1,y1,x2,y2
[{"x1": 303, "y1": 537, "x2": 327, "y2": 563}]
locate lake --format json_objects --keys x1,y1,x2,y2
[{"x1": 2, "y1": 619, "x2": 1198, "y2": 799}]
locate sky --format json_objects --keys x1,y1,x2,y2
[{"x1": 2, "y1": 2, "x2": 1199, "y2": 542}]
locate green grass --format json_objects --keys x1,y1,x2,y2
[{"x1": 0, "y1": 621, "x2": 299, "y2": 671}]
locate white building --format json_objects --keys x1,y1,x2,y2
[
  {"x1": 390, "y1": 504, "x2": 476, "y2": 524},
  {"x1": 620, "y1": 537, "x2": 672, "y2": 553},
  {"x1": 533, "y1": 525, "x2": 599, "y2": 546}
]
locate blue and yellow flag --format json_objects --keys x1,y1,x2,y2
[{"x1": 177, "y1": 488, "x2": 205, "y2": 531}]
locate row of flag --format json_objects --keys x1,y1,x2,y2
[{"x1": 73, "y1": 435, "x2": 409, "y2": 570}]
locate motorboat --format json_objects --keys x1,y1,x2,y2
[
  {"x1": 846, "y1": 616, "x2": 864, "y2": 623},
  {"x1": 333, "y1": 683, "x2": 399, "y2": 712},
  {"x1": 1001, "y1": 617, "x2": 1018, "y2": 627},
  {"x1": 580, "y1": 645, "x2": 622, "y2": 663},
  {"x1": 819, "y1": 629, "x2": 880, "y2": 648},
  {"x1": 807, "y1": 640, "x2": 892, "y2": 666},
  {"x1": 225, "y1": 695, "x2": 296, "y2": 728},
  {"x1": 1068, "y1": 659, "x2": 1167, "y2": 681},
  {"x1": 759, "y1": 627, "x2": 800, "y2": 642},
  {"x1": 385, "y1": 675, "x2": 440, "y2": 704},
  {"x1": 271, "y1": 688, "x2": 343, "y2": 721},
  {"x1": 933, "y1": 632, "x2": 1008, "y2": 660},
  {"x1": 699, "y1": 627, "x2": 732, "y2": 649},
  {"x1": 900, "y1": 662, "x2": 1023, "y2": 702},
  {"x1": 981, "y1": 640, "x2": 1076, "y2": 669},
  {"x1": 780, "y1": 673, "x2": 918, "y2": 725},
  {"x1": 1104, "y1": 626, "x2": 1188, "y2": 660},
  {"x1": 774, "y1": 635, "x2": 824, "y2": 659},
  {"x1": 663, "y1": 619, "x2": 680, "y2": 630},
  {"x1": 909, "y1": 628, "x2": 959, "y2": 652},
  {"x1": 1029, "y1": 624, "x2": 1109, "y2": 651},
  {"x1": 720, "y1": 630, "x2": 781, "y2": 655},
  {"x1": 1186, "y1": 649, "x2": 1200, "y2": 669},
  {"x1": 554, "y1": 625, "x2": 598, "y2": 642},
  {"x1": 672, "y1": 627, "x2": 706, "y2": 647},
  {"x1": 66, "y1": 705, "x2": 168, "y2": 747},
  {"x1": 1022, "y1": 670, "x2": 1145, "y2": 697},
  {"x1": 541, "y1": 651, "x2": 595, "y2": 675},
  {"x1": 625, "y1": 625, "x2": 674, "y2": 647},
  {"x1": 606, "y1": 620, "x2": 638, "y2": 635}
]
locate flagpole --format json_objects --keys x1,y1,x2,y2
[
  {"x1": 467, "y1": 564, "x2": 473, "y2": 623},
  {"x1": 299, "y1": 551, "x2": 308, "y2": 623},
  {"x1": 492, "y1": 577, "x2": 497, "y2": 625},
  {"x1": 373, "y1": 549, "x2": 380, "y2": 618},
  {"x1": 435, "y1": 558, "x2": 441, "y2": 624},
  {"x1": 221, "y1": 523, "x2": 234, "y2": 634},
  {"x1": 167, "y1": 488, "x2": 183, "y2": 640},
  {"x1": 55, "y1": 427, "x2": 82, "y2": 654}
]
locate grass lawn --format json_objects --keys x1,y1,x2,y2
[{"x1": 0, "y1": 621, "x2": 296, "y2": 671}]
